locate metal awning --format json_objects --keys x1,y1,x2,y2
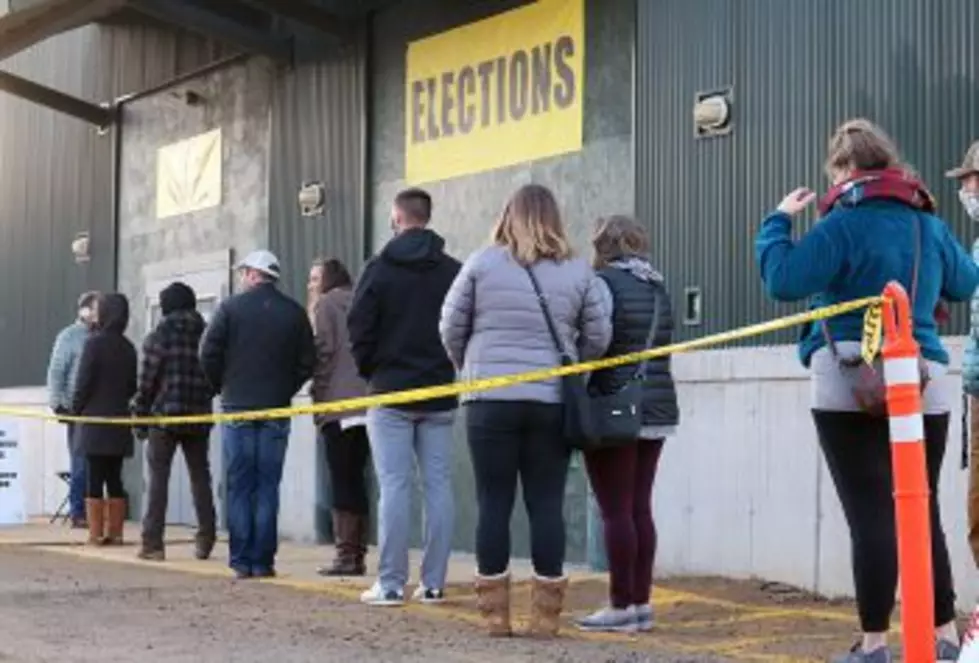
[{"x1": 0, "y1": 0, "x2": 392, "y2": 126}]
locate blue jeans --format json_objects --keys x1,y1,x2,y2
[
  {"x1": 367, "y1": 407, "x2": 455, "y2": 592},
  {"x1": 67, "y1": 424, "x2": 86, "y2": 520},
  {"x1": 222, "y1": 419, "x2": 290, "y2": 574}
]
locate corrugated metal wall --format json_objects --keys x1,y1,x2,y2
[
  {"x1": 637, "y1": 0, "x2": 979, "y2": 344},
  {"x1": 268, "y1": 34, "x2": 368, "y2": 303},
  {"x1": 0, "y1": 22, "x2": 227, "y2": 387}
]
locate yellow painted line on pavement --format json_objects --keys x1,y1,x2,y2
[{"x1": 20, "y1": 543, "x2": 843, "y2": 661}]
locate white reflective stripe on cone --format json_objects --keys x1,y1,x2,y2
[
  {"x1": 883, "y1": 356, "x2": 921, "y2": 387},
  {"x1": 956, "y1": 605, "x2": 979, "y2": 662},
  {"x1": 888, "y1": 414, "x2": 924, "y2": 444}
]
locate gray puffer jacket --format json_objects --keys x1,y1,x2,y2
[{"x1": 439, "y1": 245, "x2": 613, "y2": 403}]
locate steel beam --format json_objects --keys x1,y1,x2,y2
[
  {"x1": 0, "y1": 70, "x2": 116, "y2": 127},
  {"x1": 128, "y1": 0, "x2": 292, "y2": 62},
  {"x1": 0, "y1": 0, "x2": 126, "y2": 61}
]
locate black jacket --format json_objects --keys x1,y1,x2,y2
[
  {"x1": 199, "y1": 282, "x2": 316, "y2": 411},
  {"x1": 348, "y1": 227, "x2": 461, "y2": 411},
  {"x1": 72, "y1": 293, "x2": 138, "y2": 457},
  {"x1": 588, "y1": 259, "x2": 680, "y2": 429},
  {"x1": 132, "y1": 309, "x2": 213, "y2": 439}
]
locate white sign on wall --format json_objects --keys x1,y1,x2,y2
[{"x1": 0, "y1": 419, "x2": 24, "y2": 526}]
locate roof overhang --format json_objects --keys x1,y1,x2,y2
[{"x1": 0, "y1": 0, "x2": 386, "y2": 126}]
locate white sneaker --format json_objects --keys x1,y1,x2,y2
[
  {"x1": 575, "y1": 605, "x2": 637, "y2": 633},
  {"x1": 633, "y1": 603, "x2": 653, "y2": 632},
  {"x1": 412, "y1": 585, "x2": 445, "y2": 604},
  {"x1": 360, "y1": 582, "x2": 404, "y2": 607}
]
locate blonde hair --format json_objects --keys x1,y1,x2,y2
[
  {"x1": 825, "y1": 118, "x2": 902, "y2": 179},
  {"x1": 591, "y1": 215, "x2": 649, "y2": 268},
  {"x1": 491, "y1": 184, "x2": 573, "y2": 265}
]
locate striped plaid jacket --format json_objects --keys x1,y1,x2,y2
[{"x1": 131, "y1": 309, "x2": 214, "y2": 437}]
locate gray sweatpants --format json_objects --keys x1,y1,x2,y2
[{"x1": 367, "y1": 406, "x2": 455, "y2": 593}]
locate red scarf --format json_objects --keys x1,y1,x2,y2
[
  {"x1": 817, "y1": 167, "x2": 936, "y2": 217},
  {"x1": 818, "y1": 167, "x2": 950, "y2": 323}
]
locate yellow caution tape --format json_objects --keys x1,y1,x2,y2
[
  {"x1": 860, "y1": 302, "x2": 884, "y2": 366},
  {"x1": 0, "y1": 296, "x2": 883, "y2": 426}
]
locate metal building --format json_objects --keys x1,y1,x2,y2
[{"x1": 4, "y1": 0, "x2": 979, "y2": 605}]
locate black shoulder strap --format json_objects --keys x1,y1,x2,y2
[{"x1": 524, "y1": 265, "x2": 572, "y2": 363}]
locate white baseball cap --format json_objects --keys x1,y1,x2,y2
[{"x1": 235, "y1": 249, "x2": 281, "y2": 279}]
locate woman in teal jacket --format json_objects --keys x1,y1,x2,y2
[{"x1": 755, "y1": 119, "x2": 979, "y2": 663}]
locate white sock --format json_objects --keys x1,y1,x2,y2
[
  {"x1": 937, "y1": 620, "x2": 959, "y2": 644},
  {"x1": 862, "y1": 632, "x2": 888, "y2": 652}
]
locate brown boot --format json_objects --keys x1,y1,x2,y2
[
  {"x1": 475, "y1": 572, "x2": 511, "y2": 637},
  {"x1": 528, "y1": 575, "x2": 568, "y2": 638},
  {"x1": 354, "y1": 513, "x2": 369, "y2": 575},
  {"x1": 85, "y1": 499, "x2": 105, "y2": 546},
  {"x1": 103, "y1": 498, "x2": 126, "y2": 546},
  {"x1": 317, "y1": 511, "x2": 363, "y2": 576}
]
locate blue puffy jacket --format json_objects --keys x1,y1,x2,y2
[{"x1": 963, "y1": 238, "x2": 979, "y2": 395}]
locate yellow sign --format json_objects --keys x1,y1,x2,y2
[
  {"x1": 861, "y1": 301, "x2": 883, "y2": 365},
  {"x1": 156, "y1": 129, "x2": 222, "y2": 219},
  {"x1": 404, "y1": 0, "x2": 584, "y2": 184}
]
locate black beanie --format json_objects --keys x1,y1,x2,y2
[{"x1": 159, "y1": 281, "x2": 197, "y2": 316}]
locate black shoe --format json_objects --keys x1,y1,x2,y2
[
  {"x1": 232, "y1": 567, "x2": 252, "y2": 580},
  {"x1": 195, "y1": 538, "x2": 215, "y2": 561},
  {"x1": 252, "y1": 568, "x2": 276, "y2": 579}
]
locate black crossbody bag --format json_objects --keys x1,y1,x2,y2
[{"x1": 525, "y1": 266, "x2": 658, "y2": 449}]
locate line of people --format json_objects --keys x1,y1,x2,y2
[
  {"x1": 44, "y1": 183, "x2": 679, "y2": 638},
  {"x1": 45, "y1": 116, "x2": 979, "y2": 654}
]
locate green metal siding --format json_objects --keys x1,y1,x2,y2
[
  {"x1": 637, "y1": 0, "x2": 979, "y2": 345},
  {"x1": 268, "y1": 31, "x2": 368, "y2": 304},
  {"x1": 0, "y1": 23, "x2": 227, "y2": 387}
]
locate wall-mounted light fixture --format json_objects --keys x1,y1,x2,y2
[
  {"x1": 693, "y1": 88, "x2": 733, "y2": 138},
  {"x1": 298, "y1": 181, "x2": 326, "y2": 217},
  {"x1": 71, "y1": 232, "x2": 90, "y2": 264}
]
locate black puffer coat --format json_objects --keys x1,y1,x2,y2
[
  {"x1": 72, "y1": 293, "x2": 138, "y2": 457},
  {"x1": 588, "y1": 258, "x2": 679, "y2": 429}
]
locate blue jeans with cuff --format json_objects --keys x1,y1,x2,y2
[{"x1": 222, "y1": 419, "x2": 290, "y2": 575}]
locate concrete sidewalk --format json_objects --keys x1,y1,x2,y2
[{"x1": 0, "y1": 518, "x2": 867, "y2": 662}]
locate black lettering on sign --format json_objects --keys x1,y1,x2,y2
[
  {"x1": 508, "y1": 50, "x2": 529, "y2": 121},
  {"x1": 0, "y1": 481, "x2": 8, "y2": 488},
  {"x1": 495, "y1": 57, "x2": 507, "y2": 125},
  {"x1": 440, "y1": 71, "x2": 456, "y2": 138},
  {"x1": 554, "y1": 35, "x2": 576, "y2": 108},
  {"x1": 0, "y1": 451, "x2": 5, "y2": 459},
  {"x1": 407, "y1": 33, "x2": 578, "y2": 144},
  {"x1": 0, "y1": 440, "x2": 15, "y2": 448},
  {"x1": 411, "y1": 80, "x2": 426, "y2": 144},
  {"x1": 476, "y1": 60, "x2": 494, "y2": 128},
  {"x1": 426, "y1": 77, "x2": 440, "y2": 141},
  {"x1": 458, "y1": 66, "x2": 476, "y2": 134},
  {"x1": 531, "y1": 44, "x2": 552, "y2": 114}
]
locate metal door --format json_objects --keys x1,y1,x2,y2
[{"x1": 141, "y1": 251, "x2": 230, "y2": 529}]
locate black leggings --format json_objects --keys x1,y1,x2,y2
[
  {"x1": 86, "y1": 455, "x2": 125, "y2": 499},
  {"x1": 466, "y1": 400, "x2": 571, "y2": 578},
  {"x1": 321, "y1": 422, "x2": 371, "y2": 515},
  {"x1": 812, "y1": 410, "x2": 956, "y2": 632}
]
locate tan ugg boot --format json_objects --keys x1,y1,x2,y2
[
  {"x1": 528, "y1": 575, "x2": 568, "y2": 638},
  {"x1": 474, "y1": 571, "x2": 511, "y2": 637}
]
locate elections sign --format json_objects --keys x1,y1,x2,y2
[{"x1": 404, "y1": 0, "x2": 584, "y2": 184}]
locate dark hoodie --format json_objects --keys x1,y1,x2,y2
[
  {"x1": 132, "y1": 304, "x2": 213, "y2": 438},
  {"x1": 348, "y1": 227, "x2": 461, "y2": 411},
  {"x1": 72, "y1": 293, "x2": 139, "y2": 457}
]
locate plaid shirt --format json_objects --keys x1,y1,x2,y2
[{"x1": 131, "y1": 309, "x2": 213, "y2": 438}]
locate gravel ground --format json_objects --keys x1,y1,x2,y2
[{"x1": 0, "y1": 548, "x2": 724, "y2": 663}]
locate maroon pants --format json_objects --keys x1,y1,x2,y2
[{"x1": 584, "y1": 439, "x2": 664, "y2": 609}]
